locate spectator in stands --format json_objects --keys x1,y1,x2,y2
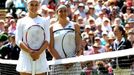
[
  {"x1": 81, "y1": 25, "x2": 91, "y2": 38},
  {"x1": 72, "y1": 11, "x2": 80, "y2": 22},
  {"x1": 95, "y1": 11, "x2": 105, "y2": 25},
  {"x1": 101, "y1": 18, "x2": 112, "y2": 32},
  {"x1": 8, "y1": 19, "x2": 16, "y2": 34},
  {"x1": 75, "y1": 3, "x2": 86, "y2": 18},
  {"x1": 100, "y1": 31, "x2": 108, "y2": 46},
  {"x1": 127, "y1": 28, "x2": 134, "y2": 47},
  {"x1": 113, "y1": 18, "x2": 123, "y2": 26},
  {"x1": 87, "y1": 42, "x2": 105, "y2": 55},
  {"x1": 81, "y1": 61, "x2": 94, "y2": 75},
  {"x1": 49, "y1": 4, "x2": 82, "y2": 75},
  {"x1": 8, "y1": 33, "x2": 20, "y2": 60},
  {"x1": 88, "y1": 17, "x2": 96, "y2": 32},
  {"x1": 123, "y1": 6, "x2": 133, "y2": 21},
  {"x1": 0, "y1": 33, "x2": 8, "y2": 46},
  {"x1": 125, "y1": 23, "x2": 131, "y2": 34},
  {"x1": 127, "y1": 18, "x2": 134, "y2": 28},
  {"x1": 95, "y1": 24, "x2": 103, "y2": 38},
  {"x1": 105, "y1": 34, "x2": 115, "y2": 52},
  {"x1": 13, "y1": 0, "x2": 27, "y2": 11},
  {"x1": 5, "y1": 13, "x2": 13, "y2": 26},
  {"x1": 47, "y1": 0, "x2": 56, "y2": 11},
  {"x1": 0, "y1": 33, "x2": 20, "y2": 60},
  {"x1": 48, "y1": 9, "x2": 55, "y2": 19},
  {"x1": 109, "y1": 7, "x2": 120, "y2": 24},
  {"x1": 15, "y1": 0, "x2": 50, "y2": 75},
  {"x1": 101, "y1": 6, "x2": 110, "y2": 18},
  {"x1": 81, "y1": 34, "x2": 90, "y2": 51},
  {"x1": 3, "y1": 24, "x2": 9, "y2": 35},
  {"x1": 40, "y1": 5, "x2": 49, "y2": 19},
  {"x1": 5, "y1": 0, "x2": 14, "y2": 8},
  {"x1": 0, "y1": 20, "x2": 5, "y2": 33},
  {"x1": 0, "y1": 34, "x2": 9, "y2": 59},
  {"x1": 77, "y1": 16, "x2": 85, "y2": 33},
  {"x1": 94, "y1": 0, "x2": 105, "y2": 16},
  {"x1": 40, "y1": 0, "x2": 49, "y2": 5},
  {"x1": 96, "y1": 61, "x2": 109, "y2": 75},
  {"x1": 88, "y1": 31, "x2": 95, "y2": 46},
  {"x1": 87, "y1": 5, "x2": 98, "y2": 19},
  {"x1": 65, "y1": 3, "x2": 73, "y2": 21},
  {"x1": 120, "y1": 0, "x2": 133, "y2": 14}
]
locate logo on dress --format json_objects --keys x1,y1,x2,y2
[{"x1": 68, "y1": 26, "x2": 72, "y2": 28}]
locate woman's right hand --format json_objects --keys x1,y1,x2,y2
[
  {"x1": 30, "y1": 51, "x2": 40, "y2": 61},
  {"x1": 64, "y1": 63, "x2": 74, "y2": 69}
]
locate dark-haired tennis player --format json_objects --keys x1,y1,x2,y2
[
  {"x1": 15, "y1": 0, "x2": 50, "y2": 75},
  {"x1": 49, "y1": 5, "x2": 82, "y2": 75}
]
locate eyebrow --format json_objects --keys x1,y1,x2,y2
[{"x1": 30, "y1": 3, "x2": 39, "y2": 5}]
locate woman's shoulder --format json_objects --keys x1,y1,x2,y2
[
  {"x1": 50, "y1": 22, "x2": 58, "y2": 28},
  {"x1": 125, "y1": 39, "x2": 132, "y2": 44},
  {"x1": 17, "y1": 16, "x2": 31, "y2": 23},
  {"x1": 121, "y1": 38, "x2": 132, "y2": 48},
  {"x1": 68, "y1": 21, "x2": 80, "y2": 28},
  {"x1": 17, "y1": 17, "x2": 26, "y2": 22},
  {"x1": 36, "y1": 16, "x2": 48, "y2": 22},
  {"x1": 16, "y1": 17, "x2": 27, "y2": 26}
]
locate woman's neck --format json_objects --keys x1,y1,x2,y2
[
  {"x1": 28, "y1": 12, "x2": 38, "y2": 18},
  {"x1": 117, "y1": 36, "x2": 122, "y2": 42},
  {"x1": 58, "y1": 18, "x2": 69, "y2": 26}
]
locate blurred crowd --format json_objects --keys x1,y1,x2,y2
[{"x1": 0, "y1": 0, "x2": 134, "y2": 75}]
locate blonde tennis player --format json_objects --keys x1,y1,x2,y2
[
  {"x1": 49, "y1": 5, "x2": 82, "y2": 75},
  {"x1": 15, "y1": 0, "x2": 50, "y2": 75}
]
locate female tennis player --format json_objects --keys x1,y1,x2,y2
[
  {"x1": 15, "y1": 0, "x2": 50, "y2": 75},
  {"x1": 49, "y1": 5, "x2": 82, "y2": 75}
]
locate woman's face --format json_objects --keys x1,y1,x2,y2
[
  {"x1": 0, "y1": 22, "x2": 4, "y2": 28},
  {"x1": 128, "y1": 33, "x2": 134, "y2": 41},
  {"x1": 89, "y1": 20, "x2": 95, "y2": 25},
  {"x1": 103, "y1": 21, "x2": 109, "y2": 26},
  {"x1": 28, "y1": 1, "x2": 40, "y2": 14},
  {"x1": 93, "y1": 46, "x2": 100, "y2": 54},
  {"x1": 57, "y1": 8, "x2": 67, "y2": 19},
  {"x1": 126, "y1": 7, "x2": 131, "y2": 13},
  {"x1": 89, "y1": 8, "x2": 94, "y2": 14},
  {"x1": 113, "y1": 27, "x2": 122, "y2": 37}
]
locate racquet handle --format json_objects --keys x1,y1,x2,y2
[{"x1": 32, "y1": 61, "x2": 36, "y2": 75}]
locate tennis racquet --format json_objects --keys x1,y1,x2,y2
[
  {"x1": 61, "y1": 28, "x2": 76, "y2": 69},
  {"x1": 61, "y1": 28, "x2": 76, "y2": 58},
  {"x1": 25, "y1": 25, "x2": 45, "y2": 75}
]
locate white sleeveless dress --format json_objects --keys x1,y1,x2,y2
[{"x1": 50, "y1": 21, "x2": 82, "y2": 75}]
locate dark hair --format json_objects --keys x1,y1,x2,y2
[
  {"x1": 114, "y1": 25, "x2": 127, "y2": 38},
  {"x1": 126, "y1": 6, "x2": 133, "y2": 13},
  {"x1": 48, "y1": 0, "x2": 56, "y2": 4}
]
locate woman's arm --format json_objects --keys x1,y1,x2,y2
[
  {"x1": 15, "y1": 19, "x2": 31, "y2": 53},
  {"x1": 74, "y1": 23, "x2": 83, "y2": 56},
  {"x1": 48, "y1": 26, "x2": 61, "y2": 59}
]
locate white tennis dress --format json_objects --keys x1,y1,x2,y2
[
  {"x1": 50, "y1": 21, "x2": 82, "y2": 75},
  {"x1": 53, "y1": 21, "x2": 76, "y2": 58},
  {"x1": 15, "y1": 16, "x2": 50, "y2": 74}
]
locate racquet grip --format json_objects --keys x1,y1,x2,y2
[{"x1": 32, "y1": 61, "x2": 36, "y2": 75}]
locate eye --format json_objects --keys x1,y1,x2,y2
[
  {"x1": 35, "y1": 4, "x2": 39, "y2": 6},
  {"x1": 30, "y1": 3, "x2": 39, "y2": 7},
  {"x1": 30, "y1": 3, "x2": 34, "y2": 6}
]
